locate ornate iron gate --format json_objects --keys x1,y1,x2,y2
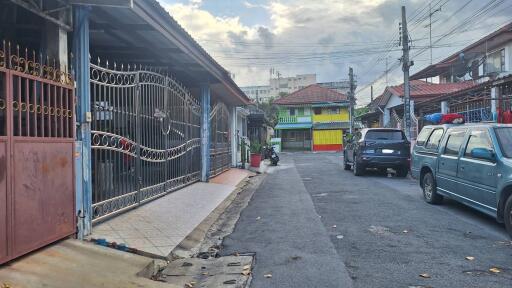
[
  {"x1": 0, "y1": 43, "x2": 76, "y2": 264},
  {"x1": 209, "y1": 101, "x2": 231, "y2": 177},
  {"x1": 90, "y1": 62, "x2": 201, "y2": 222}
]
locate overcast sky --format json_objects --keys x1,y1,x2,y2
[{"x1": 158, "y1": 0, "x2": 512, "y2": 105}]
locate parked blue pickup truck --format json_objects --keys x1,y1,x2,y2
[{"x1": 411, "y1": 123, "x2": 512, "y2": 237}]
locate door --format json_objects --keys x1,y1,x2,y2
[
  {"x1": 458, "y1": 129, "x2": 497, "y2": 211},
  {"x1": 436, "y1": 129, "x2": 466, "y2": 195}
]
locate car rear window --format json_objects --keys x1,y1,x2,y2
[
  {"x1": 495, "y1": 127, "x2": 512, "y2": 158},
  {"x1": 365, "y1": 130, "x2": 404, "y2": 140}
]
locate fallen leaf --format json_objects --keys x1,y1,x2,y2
[
  {"x1": 489, "y1": 267, "x2": 501, "y2": 273},
  {"x1": 402, "y1": 230, "x2": 408, "y2": 233},
  {"x1": 202, "y1": 272, "x2": 208, "y2": 275},
  {"x1": 465, "y1": 256, "x2": 475, "y2": 261},
  {"x1": 256, "y1": 216, "x2": 261, "y2": 220},
  {"x1": 336, "y1": 235, "x2": 344, "y2": 239},
  {"x1": 243, "y1": 265, "x2": 251, "y2": 270},
  {"x1": 185, "y1": 283, "x2": 194, "y2": 288},
  {"x1": 242, "y1": 270, "x2": 251, "y2": 276},
  {"x1": 419, "y1": 273, "x2": 431, "y2": 278},
  {"x1": 332, "y1": 225, "x2": 337, "y2": 228},
  {"x1": 264, "y1": 273, "x2": 273, "y2": 278}
]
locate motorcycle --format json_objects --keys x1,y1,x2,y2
[{"x1": 264, "y1": 145, "x2": 279, "y2": 166}]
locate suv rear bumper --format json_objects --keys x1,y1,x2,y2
[{"x1": 359, "y1": 155, "x2": 409, "y2": 168}]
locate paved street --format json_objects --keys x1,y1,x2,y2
[{"x1": 222, "y1": 152, "x2": 512, "y2": 288}]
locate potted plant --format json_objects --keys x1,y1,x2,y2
[{"x1": 250, "y1": 142, "x2": 262, "y2": 167}]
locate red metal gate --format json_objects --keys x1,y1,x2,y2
[{"x1": 0, "y1": 45, "x2": 76, "y2": 264}]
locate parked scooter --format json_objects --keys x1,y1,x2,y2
[{"x1": 264, "y1": 145, "x2": 279, "y2": 166}]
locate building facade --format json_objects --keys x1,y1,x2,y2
[
  {"x1": 274, "y1": 85, "x2": 349, "y2": 151},
  {"x1": 318, "y1": 81, "x2": 351, "y2": 94},
  {"x1": 240, "y1": 86, "x2": 272, "y2": 102}
]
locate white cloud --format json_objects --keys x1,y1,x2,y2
[{"x1": 160, "y1": 0, "x2": 512, "y2": 105}]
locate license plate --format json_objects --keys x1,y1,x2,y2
[{"x1": 382, "y1": 149, "x2": 394, "y2": 154}]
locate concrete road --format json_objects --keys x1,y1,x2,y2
[{"x1": 222, "y1": 152, "x2": 512, "y2": 288}]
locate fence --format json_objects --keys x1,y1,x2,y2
[{"x1": 90, "y1": 61, "x2": 201, "y2": 222}]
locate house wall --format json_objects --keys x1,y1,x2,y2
[{"x1": 312, "y1": 107, "x2": 349, "y2": 122}]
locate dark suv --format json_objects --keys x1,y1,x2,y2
[{"x1": 343, "y1": 128, "x2": 411, "y2": 177}]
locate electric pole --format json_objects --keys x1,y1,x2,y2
[
  {"x1": 348, "y1": 67, "x2": 355, "y2": 134},
  {"x1": 401, "y1": 6, "x2": 413, "y2": 140}
]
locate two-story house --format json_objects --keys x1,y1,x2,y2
[{"x1": 273, "y1": 85, "x2": 349, "y2": 151}]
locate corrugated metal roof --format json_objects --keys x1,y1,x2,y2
[{"x1": 275, "y1": 123, "x2": 312, "y2": 130}]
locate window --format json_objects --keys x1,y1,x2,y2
[
  {"x1": 329, "y1": 107, "x2": 340, "y2": 114},
  {"x1": 416, "y1": 128, "x2": 433, "y2": 146},
  {"x1": 298, "y1": 107, "x2": 304, "y2": 115},
  {"x1": 365, "y1": 130, "x2": 404, "y2": 140},
  {"x1": 495, "y1": 127, "x2": 512, "y2": 158},
  {"x1": 289, "y1": 108, "x2": 296, "y2": 116},
  {"x1": 485, "y1": 49, "x2": 505, "y2": 74},
  {"x1": 443, "y1": 130, "x2": 466, "y2": 156},
  {"x1": 464, "y1": 130, "x2": 493, "y2": 159},
  {"x1": 425, "y1": 129, "x2": 444, "y2": 150},
  {"x1": 314, "y1": 108, "x2": 322, "y2": 115}
]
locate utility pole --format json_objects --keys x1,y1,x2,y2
[
  {"x1": 401, "y1": 6, "x2": 413, "y2": 140},
  {"x1": 370, "y1": 85, "x2": 373, "y2": 102},
  {"x1": 348, "y1": 67, "x2": 355, "y2": 134}
]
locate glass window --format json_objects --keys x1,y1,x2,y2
[
  {"x1": 443, "y1": 130, "x2": 466, "y2": 156},
  {"x1": 485, "y1": 49, "x2": 505, "y2": 74},
  {"x1": 425, "y1": 129, "x2": 444, "y2": 150},
  {"x1": 314, "y1": 108, "x2": 322, "y2": 115},
  {"x1": 464, "y1": 130, "x2": 493, "y2": 158},
  {"x1": 495, "y1": 127, "x2": 512, "y2": 158},
  {"x1": 289, "y1": 108, "x2": 296, "y2": 116},
  {"x1": 298, "y1": 108, "x2": 304, "y2": 115},
  {"x1": 416, "y1": 127, "x2": 432, "y2": 146},
  {"x1": 365, "y1": 130, "x2": 404, "y2": 140},
  {"x1": 329, "y1": 107, "x2": 340, "y2": 114}
]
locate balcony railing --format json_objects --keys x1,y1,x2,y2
[{"x1": 278, "y1": 115, "x2": 312, "y2": 123}]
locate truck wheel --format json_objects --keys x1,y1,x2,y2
[
  {"x1": 396, "y1": 166, "x2": 408, "y2": 178},
  {"x1": 422, "y1": 172, "x2": 443, "y2": 204},
  {"x1": 504, "y1": 196, "x2": 512, "y2": 239},
  {"x1": 353, "y1": 157, "x2": 365, "y2": 176},
  {"x1": 343, "y1": 154, "x2": 351, "y2": 170}
]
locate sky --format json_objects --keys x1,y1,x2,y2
[{"x1": 158, "y1": 0, "x2": 512, "y2": 105}]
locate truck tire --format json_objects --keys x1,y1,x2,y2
[
  {"x1": 422, "y1": 172, "x2": 443, "y2": 204},
  {"x1": 353, "y1": 156, "x2": 365, "y2": 176},
  {"x1": 343, "y1": 154, "x2": 351, "y2": 170},
  {"x1": 396, "y1": 166, "x2": 408, "y2": 178},
  {"x1": 504, "y1": 196, "x2": 512, "y2": 239}
]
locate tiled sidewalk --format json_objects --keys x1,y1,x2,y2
[{"x1": 90, "y1": 169, "x2": 252, "y2": 256}]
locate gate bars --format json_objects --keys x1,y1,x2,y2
[
  {"x1": 209, "y1": 101, "x2": 231, "y2": 177},
  {"x1": 90, "y1": 61, "x2": 201, "y2": 222}
]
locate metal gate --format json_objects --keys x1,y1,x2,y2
[
  {"x1": 209, "y1": 101, "x2": 231, "y2": 177},
  {"x1": 90, "y1": 62, "x2": 201, "y2": 222},
  {"x1": 0, "y1": 43, "x2": 76, "y2": 264}
]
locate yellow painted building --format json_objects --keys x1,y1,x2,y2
[{"x1": 273, "y1": 84, "x2": 350, "y2": 151}]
